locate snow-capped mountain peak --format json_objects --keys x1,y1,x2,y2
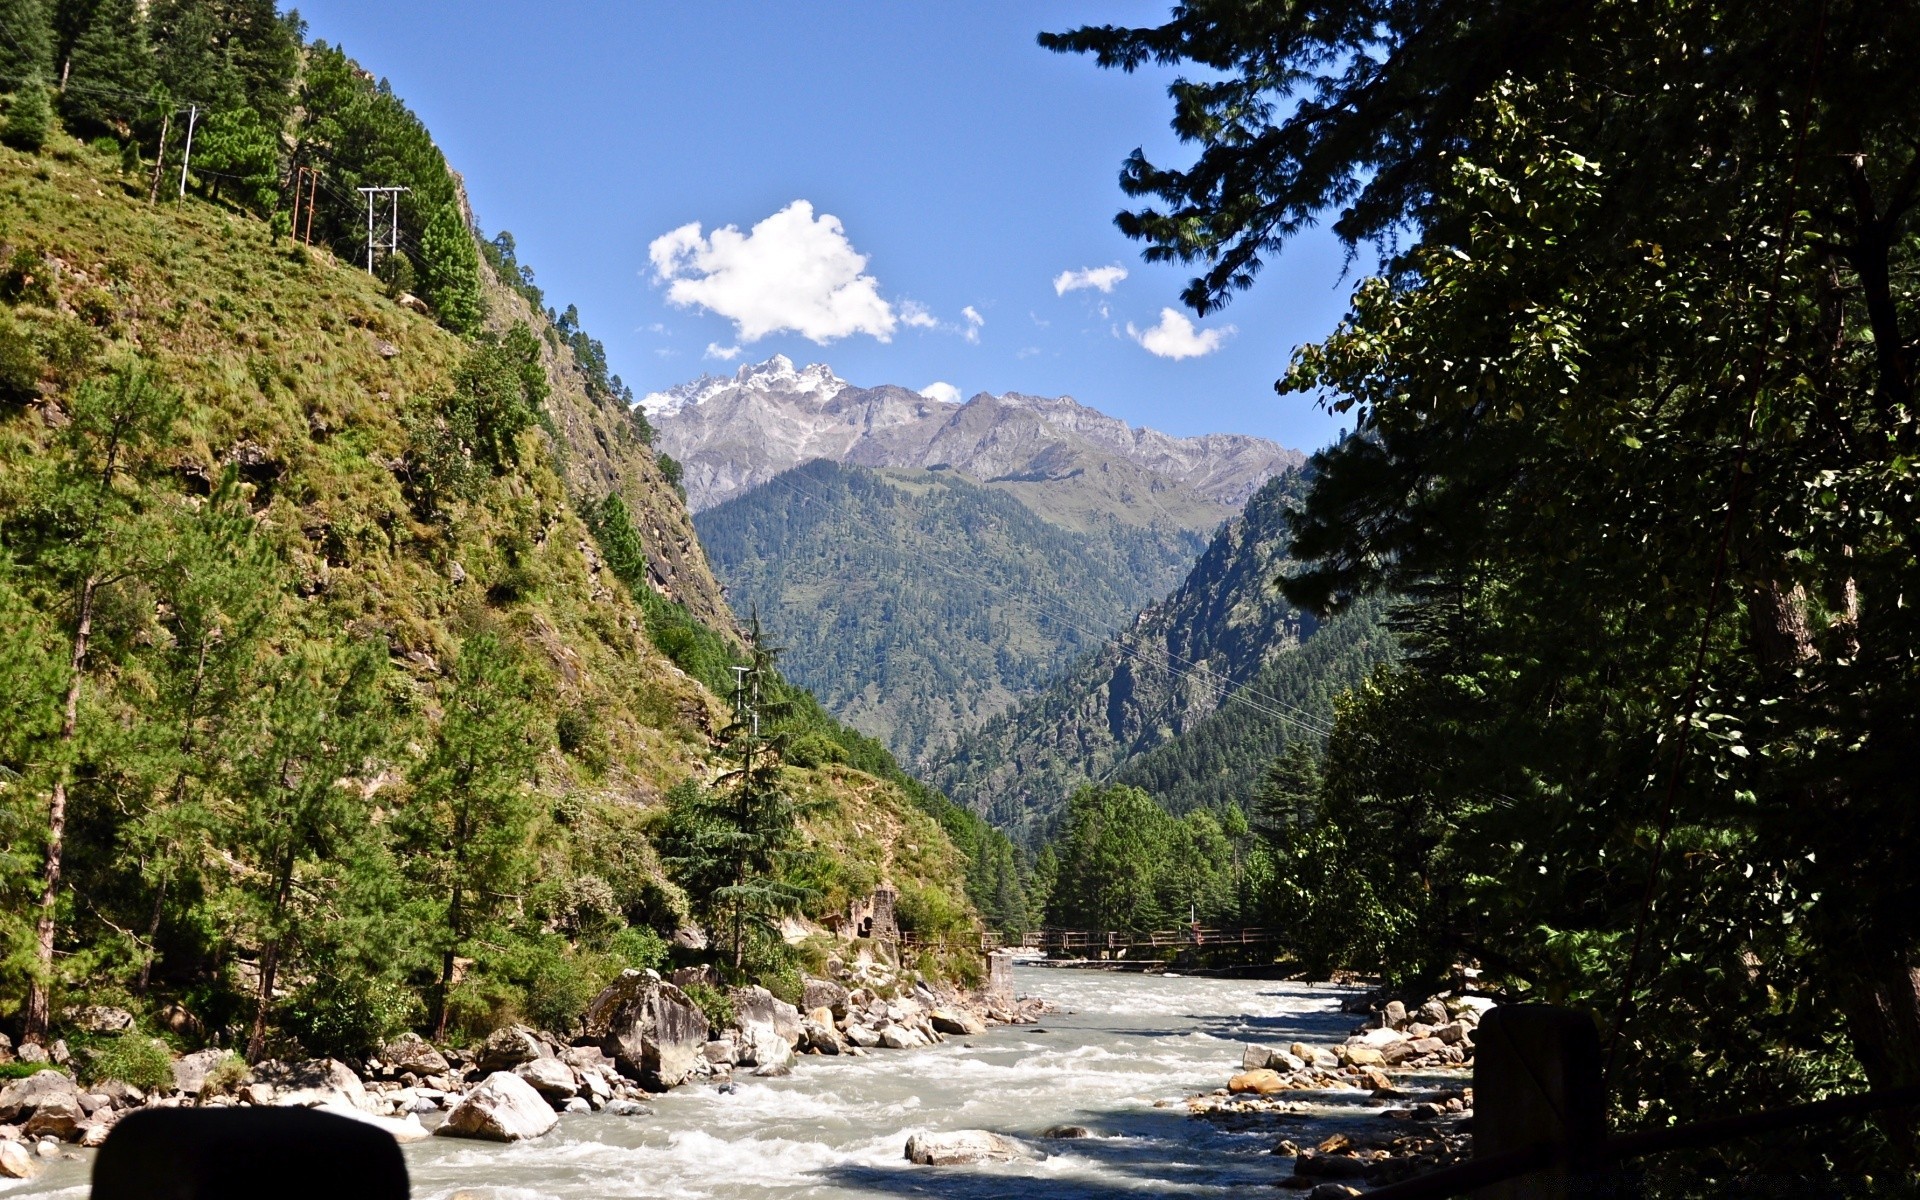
[{"x1": 638, "y1": 355, "x2": 847, "y2": 418}]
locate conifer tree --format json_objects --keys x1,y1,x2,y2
[
  {"x1": 58, "y1": 0, "x2": 151, "y2": 137},
  {"x1": 398, "y1": 631, "x2": 544, "y2": 1040},
  {"x1": 12, "y1": 362, "x2": 178, "y2": 1044},
  {"x1": 417, "y1": 201, "x2": 482, "y2": 336},
  {"x1": 2, "y1": 73, "x2": 51, "y2": 151},
  {"x1": 0, "y1": 0, "x2": 54, "y2": 85}
]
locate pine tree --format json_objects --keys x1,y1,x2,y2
[
  {"x1": 2, "y1": 74, "x2": 51, "y2": 151},
  {"x1": 417, "y1": 201, "x2": 482, "y2": 336},
  {"x1": 398, "y1": 631, "x2": 543, "y2": 1040},
  {"x1": 58, "y1": 0, "x2": 152, "y2": 137},
  {"x1": 0, "y1": 0, "x2": 54, "y2": 85}
]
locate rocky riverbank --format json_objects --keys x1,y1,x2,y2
[
  {"x1": 1178, "y1": 989, "x2": 1488, "y2": 1196},
  {"x1": 0, "y1": 951, "x2": 1046, "y2": 1179}
]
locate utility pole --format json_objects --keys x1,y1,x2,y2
[
  {"x1": 303, "y1": 169, "x2": 318, "y2": 245},
  {"x1": 176, "y1": 105, "x2": 198, "y2": 199},
  {"x1": 357, "y1": 186, "x2": 409, "y2": 274}
]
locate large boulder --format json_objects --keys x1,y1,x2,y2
[
  {"x1": 255, "y1": 1059, "x2": 368, "y2": 1111},
  {"x1": 930, "y1": 1008, "x2": 986, "y2": 1036},
  {"x1": 172, "y1": 1048, "x2": 233, "y2": 1096},
  {"x1": 23, "y1": 1095, "x2": 84, "y2": 1141},
  {"x1": 730, "y1": 986, "x2": 798, "y2": 1070},
  {"x1": 475, "y1": 1026, "x2": 547, "y2": 1074},
  {"x1": 514, "y1": 1057, "x2": 579, "y2": 1104},
  {"x1": 1228, "y1": 1069, "x2": 1287, "y2": 1096},
  {"x1": 801, "y1": 976, "x2": 850, "y2": 1020},
  {"x1": 379, "y1": 1033, "x2": 450, "y2": 1078},
  {"x1": 68, "y1": 1006, "x2": 135, "y2": 1035},
  {"x1": 904, "y1": 1129, "x2": 1037, "y2": 1166},
  {"x1": 582, "y1": 970, "x2": 708, "y2": 1090},
  {"x1": 0, "y1": 1070, "x2": 77, "y2": 1123},
  {"x1": 434, "y1": 1072, "x2": 557, "y2": 1142},
  {"x1": 0, "y1": 1139, "x2": 37, "y2": 1179}
]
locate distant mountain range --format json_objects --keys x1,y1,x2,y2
[
  {"x1": 643, "y1": 356, "x2": 1303, "y2": 528},
  {"x1": 648, "y1": 356, "x2": 1309, "y2": 770}
]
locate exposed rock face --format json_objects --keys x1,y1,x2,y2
[
  {"x1": 644, "y1": 356, "x2": 1301, "y2": 517},
  {"x1": 68, "y1": 1006, "x2": 135, "y2": 1034},
  {"x1": 434, "y1": 1072, "x2": 558, "y2": 1142},
  {"x1": 904, "y1": 1129, "x2": 1037, "y2": 1166},
  {"x1": 931, "y1": 1008, "x2": 987, "y2": 1036},
  {"x1": 583, "y1": 971, "x2": 708, "y2": 1089}
]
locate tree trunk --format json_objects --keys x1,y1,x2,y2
[
  {"x1": 22, "y1": 574, "x2": 98, "y2": 1045},
  {"x1": 432, "y1": 876, "x2": 463, "y2": 1042},
  {"x1": 246, "y1": 857, "x2": 296, "y2": 1062},
  {"x1": 1835, "y1": 951, "x2": 1920, "y2": 1161},
  {"x1": 134, "y1": 873, "x2": 167, "y2": 994}
]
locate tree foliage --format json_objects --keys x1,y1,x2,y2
[{"x1": 1052, "y1": 0, "x2": 1920, "y2": 1172}]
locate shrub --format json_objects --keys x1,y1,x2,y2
[
  {"x1": 2, "y1": 80, "x2": 51, "y2": 153},
  {"x1": 281, "y1": 975, "x2": 418, "y2": 1059},
  {"x1": 202, "y1": 1053, "x2": 249, "y2": 1096},
  {"x1": 0, "y1": 1062, "x2": 63, "y2": 1081},
  {"x1": 87, "y1": 1034, "x2": 173, "y2": 1092},
  {"x1": 608, "y1": 925, "x2": 669, "y2": 974},
  {"x1": 0, "y1": 311, "x2": 41, "y2": 404},
  {"x1": 680, "y1": 981, "x2": 732, "y2": 1037}
]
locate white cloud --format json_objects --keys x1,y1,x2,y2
[
  {"x1": 899, "y1": 300, "x2": 939, "y2": 329},
  {"x1": 1017, "y1": 346, "x2": 1043, "y2": 360},
  {"x1": 1054, "y1": 264, "x2": 1129, "y2": 296},
  {"x1": 1127, "y1": 307, "x2": 1235, "y2": 360},
  {"x1": 649, "y1": 201, "x2": 898, "y2": 344},
  {"x1": 704, "y1": 342, "x2": 742, "y2": 361},
  {"x1": 961, "y1": 305, "x2": 984, "y2": 345},
  {"x1": 919, "y1": 381, "x2": 962, "y2": 405}
]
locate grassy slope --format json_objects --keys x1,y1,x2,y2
[{"x1": 0, "y1": 134, "x2": 973, "y2": 949}]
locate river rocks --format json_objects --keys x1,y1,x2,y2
[
  {"x1": 583, "y1": 970, "x2": 708, "y2": 1089},
  {"x1": 0, "y1": 1071, "x2": 76, "y2": 1124},
  {"x1": 435, "y1": 1072, "x2": 558, "y2": 1142},
  {"x1": 379, "y1": 1033, "x2": 450, "y2": 1078},
  {"x1": 254, "y1": 1058, "x2": 367, "y2": 1111},
  {"x1": 802, "y1": 976, "x2": 850, "y2": 1019},
  {"x1": 1228, "y1": 1069, "x2": 1287, "y2": 1096},
  {"x1": 904, "y1": 1129, "x2": 1036, "y2": 1166},
  {"x1": 316, "y1": 1100, "x2": 431, "y2": 1144},
  {"x1": 171, "y1": 1048, "x2": 234, "y2": 1096},
  {"x1": 731, "y1": 986, "x2": 799, "y2": 1071},
  {"x1": 801, "y1": 1016, "x2": 842, "y2": 1055},
  {"x1": 930, "y1": 1008, "x2": 986, "y2": 1036},
  {"x1": 514, "y1": 1057, "x2": 579, "y2": 1104},
  {"x1": 1040, "y1": 1125, "x2": 1092, "y2": 1139},
  {"x1": 0, "y1": 1139, "x2": 36, "y2": 1179},
  {"x1": 22, "y1": 1096, "x2": 82, "y2": 1141},
  {"x1": 475, "y1": 1026, "x2": 549, "y2": 1073},
  {"x1": 15, "y1": 1044, "x2": 46, "y2": 1065},
  {"x1": 1341, "y1": 1045, "x2": 1387, "y2": 1068},
  {"x1": 843, "y1": 1023, "x2": 881, "y2": 1049}
]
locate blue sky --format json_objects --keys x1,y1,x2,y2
[{"x1": 294, "y1": 2, "x2": 1359, "y2": 451}]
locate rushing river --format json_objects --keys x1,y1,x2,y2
[{"x1": 11, "y1": 967, "x2": 1371, "y2": 1199}]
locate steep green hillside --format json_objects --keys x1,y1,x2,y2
[
  {"x1": 0, "y1": 102, "x2": 993, "y2": 1057},
  {"x1": 695, "y1": 460, "x2": 1203, "y2": 768},
  {"x1": 937, "y1": 472, "x2": 1396, "y2": 839}
]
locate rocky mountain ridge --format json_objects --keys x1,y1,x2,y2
[
  {"x1": 643, "y1": 355, "x2": 1305, "y2": 530},
  {"x1": 934, "y1": 472, "x2": 1395, "y2": 838}
]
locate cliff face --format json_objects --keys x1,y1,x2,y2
[{"x1": 473, "y1": 254, "x2": 736, "y2": 640}]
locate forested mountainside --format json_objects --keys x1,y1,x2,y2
[
  {"x1": 695, "y1": 460, "x2": 1204, "y2": 769},
  {"x1": 0, "y1": 20, "x2": 1010, "y2": 1064},
  {"x1": 937, "y1": 472, "x2": 1394, "y2": 840},
  {"x1": 644, "y1": 355, "x2": 1303, "y2": 519}
]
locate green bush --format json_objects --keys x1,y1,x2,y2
[
  {"x1": 608, "y1": 925, "x2": 668, "y2": 974},
  {"x1": 86, "y1": 1034, "x2": 174, "y2": 1092},
  {"x1": 680, "y1": 981, "x2": 733, "y2": 1036},
  {"x1": 202, "y1": 1052, "x2": 250, "y2": 1096},
  {"x1": 281, "y1": 975, "x2": 418, "y2": 1059}
]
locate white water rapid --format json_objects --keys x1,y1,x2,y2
[{"x1": 10, "y1": 967, "x2": 1370, "y2": 1199}]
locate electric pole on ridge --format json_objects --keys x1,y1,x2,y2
[{"x1": 357, "y1": 185, "x2": 409, "y2": 273}]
